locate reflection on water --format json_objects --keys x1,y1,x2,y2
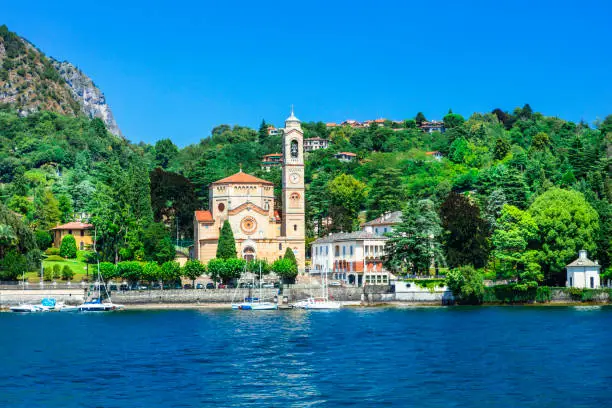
[{"x1": 1, "y1": 306, "x2": 611, "y2": 407}]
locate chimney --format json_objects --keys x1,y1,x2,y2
[{"x1": 579, "y1": 250, "x2": 587, "y2": 260}]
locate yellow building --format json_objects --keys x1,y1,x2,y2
[
  {"x1": 193, "y1": 109, "x2": 306, "y2": 270},
  {"x1": 51, "y1": 222, "x2": 94, "y2": 250}
]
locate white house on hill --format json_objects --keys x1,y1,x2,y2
[{"x1": 566, "y1": 250, "x2": 601, "y2": 289}]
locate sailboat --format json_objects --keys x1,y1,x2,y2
[
  {"x1": 76, "y1": 229, "x2": 124, "y2": 312},
  {"x1": 291, "y1": 266, "x2": 341, "y2": 310},
  {"x1": 10, "y1": 272, "x2": 42, "y2": 313},
  {"x1": 232, "y1": 261, "x2": 277, "y2": 310}
]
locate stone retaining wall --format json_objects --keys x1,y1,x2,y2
[
  {"x1": 0, "y1": 289, "x2": 85, "y2": 306},
  {"x1": 112, "y1": 288, "x2": 279, "y2": 304}
]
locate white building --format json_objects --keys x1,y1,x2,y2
[
  {"x1": 566, "y1": 250, "x2": 601, "y2": 289},
  {"x1": 334, "y1": 152, "x2": 357, "y2": 162},
  {"x1": 310, "y1": 211, "x2": 402, "y2": 287},
  {"x1": 303, "y1": 137, "x2": 329, "y2": 152}
]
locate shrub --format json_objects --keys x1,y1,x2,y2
[
  {"x1": 535, "y1": 286, "x2": 551, "y2": 303},
  {"x1": 59, "y1": 234, "x2": 77, "y2": 259},
  {"x1": 45, "y1": 255, "x2": 64, "y2": 262},
  {"x1": 52, "y1": 264, "x2": 61, "y2": 279},
  {"x1": 45, "y1": 247, "x2": 60, "y2": 256},
  {"x1": 61, "y1": 265, "x2": 74, "y2": 281},
  {"x1": 445, "y1": 266, "x2": 485, "y2": 305},
  {"x1": 43, "y1": 268, "x2": 53, "y2": 281}
]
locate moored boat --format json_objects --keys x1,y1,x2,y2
[{"x1": 10, "y1": 304, "x2": 42, "y2": 313}]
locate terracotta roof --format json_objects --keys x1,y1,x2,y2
[
  {"x1": 426, "y1": 151, "x2": 442, "y2": 155},
  {"x1": 337, "y1": 152, "x2": 357, "y2": 157},
  {"x1": 374, "y1": 118, "x2": 386, "y2": 123},
  {"x1": 211, "y1": 171, "x2": 274, "y2": 185},
  {"x1": 263, "y1": 153, "x2": 282, "y2": 157},
  {"x1": 51, "y1": 222, "x2": 93, "y2": 230},
  {"x1": 195, "y1": 210, "x2": 213, "y2": 223}
]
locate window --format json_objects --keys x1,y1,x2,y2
[
  {"x1": 383, "y1": 228, "x2": 387, "y2": 233},
  {"x1": 68, "y1": 230, "x2": 72, "y2": 235},
  {"x1": 80, "y1": 230, "x2": 85, "y2": 237},
  {"x1": 264, "y1": 201, "x2": 270, "y2": 211},
  {"x1": 325, "y1": 247, "x2": 328, "y2": 255},
  {"x1": 569, "y1": 277, "x2": 573, "y2": 286},
  {"x1": 350, "y1": 246, "x2": 353, "y2": 256},
  {"x1": 279, "y1": 243, "x2": 282, "y2": 250},
  {"x1": 590, "y1": 277, "x2": 594, "y2": 289},
  {"x1": 375, "y1": 228, "x2": 379, "y2": 234},
  {"x1": 290, "y1": 140, "x2": 299, "y2": 158},
  {"x1": 79, "y1": 241, "x2": 84, "y2": 250},
  {"x1": 293, "y1": 224, "x2": 297, "y2": 231},
  {"x1": 218, "y1": 203, "x2": 225, "y2": 212},
  {"x1": 342, "y1": 246, "x2": 346, "y2": 256},
  {"x1": 335, "y1": 246, "x2": 340, "y2": 256}
]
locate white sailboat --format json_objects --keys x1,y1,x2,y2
[
  {"x1": 10, "y1": 273, "x2": 42, "y2": 313},
  {"x1": 292, "y1": 266, "x2": 341, "y2": 310},
  {"x1": 77, "y1": 229, "x2": 124, "y2": 312},
  {"x1": 232, "y1": 261, "x2": 277, "y2": 311}
]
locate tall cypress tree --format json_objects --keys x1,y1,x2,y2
[
  {"x1": 216, "y1": 220, "x2": 237, "y2": 259},
  {"x1": 284, "y1": 247, "x2": 297, "y2": 268}
]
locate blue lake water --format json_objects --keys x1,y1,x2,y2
[{"x1": 1, "y1": 306, "x2": 611, "y2": 407}]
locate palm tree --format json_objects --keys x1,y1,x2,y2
[{"x1": 0, "y1": 224, "x2": 17, "y2": 258}]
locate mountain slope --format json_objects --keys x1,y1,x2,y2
[{"x1": 0, "y1": 25, "x2": 121, "y2": 136}]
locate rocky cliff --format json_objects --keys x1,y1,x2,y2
[{"x1": 0, "y1": 25, "x2": 122, "y2": 136}]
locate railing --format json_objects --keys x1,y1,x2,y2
[{"x1": 0, "y1": 281, "x2": 89, "y2": 290}]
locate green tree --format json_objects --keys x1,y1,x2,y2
[
  {"x1": 142, "y1": 262, "x2": 162, "y2": 285},
  {"x1": 34, "y1": 230, "x2": 53, "y2": 251},
  {"x1": 366, "y1": 168, "x2": 404, "y2": 220},
  {"x1": 61, "y1": 265, "x2": 75, "y2": 281},
  {"x1": 142, "y1": 223, "x2": 175, "y2": 264},
  {"x1": 440, "y1": 192, "x2": 489, "y2": 268},
  {"x1": 528, "y1": 188, "x2": 599, "y2": 284},
  {"x1": 59, "y1": 234, "x2": 77, "y2": 259},
  {"x1": 492, "y1": 205, "x2": 541, "y2": 285},
  {"x1": 99, "y1": 262, "x2": 118, "y2": 281},
  {"x1": 384, "y1": 199, "x2": 444, "y2": 275},
  {"x1": 154, "y1": 139, "x2": 179, "y2": 169},
  {"x1": 35, "y1": 189, "x2": 61, "y2": 231},
  {"x1": 222, "y1": 258, "x2": 246, "y2": 283},
  {"x1": 52, "y1": 264, "x2": 61, "y2": 279},
  {"x1": 272, "y1": 258, "x2": 298, "y2": 283},
  {"x1": 57, "y1": 194, "x2": 74, "y2": 223},
  {"x1": 160, "y1": 261, "x2": 181, "y2": 288},
  {"x1": 0, "y1": 250, "x2": 27, "y2": 281},
  {"x1": 443, "y1": 111, "x2": 465, "y2": 129},
  {"x1": 445, "y1": 266, "x2": 485, "y2": 305},
  {"x1": 216, "y1": 220, "x2": 237, "y2": 259},
  {"x1": 284, "y1": 248, "x2": 297, "y2": 268},
  {"x1": 0, "y1": 224, "x2": 17, "y2": 259},
  {"x1": 206, "y1": 258, "x2": 226, "y2": 285},
  {"x1": 258, "y1": 119, "x2": 269, "y2": 142},
  {"x1": 327, "y1": 173, "x2": 367, "y2": 232},
  {"x1": 182, "y1": 259, "x2": 206, "y2": 287},
  {"x1": 415, "y1": 112, "x2": 427, "y2": 126},
  {"x1": 493, "y1": 137, "x2": 510, "y2": 160},
  {"x1": 117, "y1": 261, "x2": 143, "y2": 284}
]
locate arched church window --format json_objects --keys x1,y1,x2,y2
[
  {"x1": 290, "y1": 140, "x2": 299, "y2": 158},
  {"x1": 289, "y1": 192, "x2": 300, "y2": 208},
  {"x1": 293, "y1": 224, "x2": 297, "y2": 231}
]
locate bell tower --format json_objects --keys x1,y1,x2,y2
[{"x1": 281, "y1": 107, "x2": 305, "y2": 269}]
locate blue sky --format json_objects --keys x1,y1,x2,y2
[{"x1": 3, "y1": 0, "x2": 611, "y2": 146}]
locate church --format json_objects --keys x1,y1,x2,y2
[{"x1": 193, "y1": 110, "x2": 306, "y2": 270}]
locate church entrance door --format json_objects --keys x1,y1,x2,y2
[{"x1": 243, "y1": 246, "x2": 256, "y2": 261}]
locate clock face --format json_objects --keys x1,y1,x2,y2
[{"x1": 290, "y1": 173, "x2": 300, "y2": 184}]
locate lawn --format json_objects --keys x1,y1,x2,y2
[{"x1": 22, "y1": 251, "x2": 92, "y2": 283}]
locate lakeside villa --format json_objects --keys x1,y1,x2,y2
[
  {"x1": 566, "y1": 250, "x2": 601, "y2": 289},
  {"x1": 51, "y1": 222, "x2": 93, "y2": 250},
  {"x1": 310, "y1": 211, "x2": 402, "y2": 286},
  {"x1": 193, "y1": 110, "x2": 306, "y2": 270}
]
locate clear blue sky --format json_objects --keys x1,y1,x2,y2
[{"x1": 3, "y1": 0, "x2": 612, "y2": 146}]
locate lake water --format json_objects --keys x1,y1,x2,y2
[{"x1": 1, "y1": 306, "x2": 611, "y2": 407}]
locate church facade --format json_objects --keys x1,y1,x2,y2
[{"x1": 193, "y1": 110, "x2": 306, "y2": 270}]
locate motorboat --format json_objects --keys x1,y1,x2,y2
[
  {"x1": 10, "y1": 304, "x2": 42, "y2": 313},
  {"x1": 292, "y1": 297, "x2": 341, "y2": 310},
  {"x1": 232, "y1": 297, "x2": 277, "y2": 310},
  {"x1": 291, "y1": 266, "x2": 341, "y2": 310}
]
